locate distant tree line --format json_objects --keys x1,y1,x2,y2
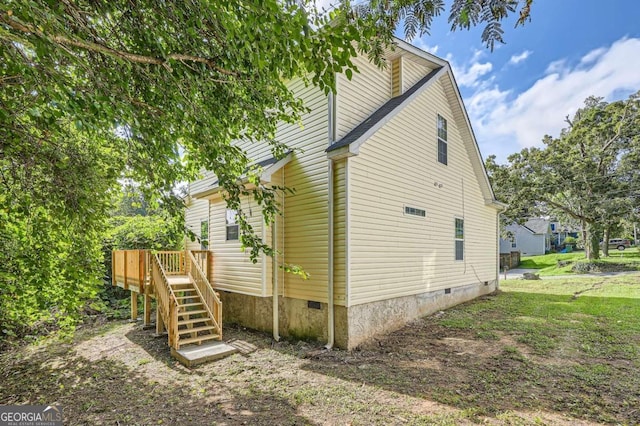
[{"x1": 486, "y1": 91, "x2": 640, "y2": 260}]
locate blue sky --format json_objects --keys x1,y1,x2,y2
[{"x1": 407, "y1": 0, "x2": 640, "y2": 162}]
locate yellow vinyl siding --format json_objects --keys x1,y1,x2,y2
[
  {"x1": 210, "y1": 195, "x2": 264, "y2": 296},
  {"x1": 336, "y1": 55, "x2": 390, "y2": 140},
  {"x1": 184, "y1": 196, "x2": 210, "y2": 251},
  {"x1": 391, "y1": 58, "x2": 402, "y2": 97},
  {"x1": 333, "y1": 158, "x2": 347, "y2": 305},
  {"x1": 189, "y1": 170, "x2": 217, "y2": 195},
  {"x1": 267, "y1": 169, "x2": 286, "y2": 298},
  {"x1": 276, "y1": 80, "x2": 331, "y2": 304},
  {"x1": 348, "y1": 77, "x2": 497, "y2": 306},
  {"x1": 402, "y1": 57, "x2": 434, "y2": 92}
]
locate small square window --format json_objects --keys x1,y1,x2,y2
[{"x1": 226, "y1": 209, "x2": 239, "y2": 241}]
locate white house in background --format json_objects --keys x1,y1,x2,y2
[
  {"x1": 549, "y1": 219, "x2": 581, "y2": 248},
  {"x1": 500, "y1": 218, "x2": 552, "y2": 256},
  {"x1": 184, "y1": 38, "x2": 505, "y2": 349}
]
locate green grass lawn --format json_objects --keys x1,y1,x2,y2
[
  {"x1": 1, "y1": 275, "x2": 639, "y2": 425},
  {"x1": 519, "y1": 247, "x2": 640, "y2": 275},
  {"x1": 431, "y1": 275, "x2": 640, "y2": 423}
]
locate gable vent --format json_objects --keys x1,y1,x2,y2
[{"x1": 391, "y1": 57, "x2": 402, "y2": 97}]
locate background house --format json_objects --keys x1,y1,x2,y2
[
  {"x1": 500, "y1": 218, "x2": 551, "y2": 256},
  {"x1": 549, "y1": 219, "x2": 581, "y2": 249},
  {"x1": 185, "y1": 39, "x2": 503, "y2": 349}
]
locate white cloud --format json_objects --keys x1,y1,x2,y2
[
  {"x1": 467, "y1": 37, "x2": 640, "y2": 162},
  {"x1": 580, "y1": 47, "x2": 607, "y2": 64},
  {"x1": 412, "y1": 37, "x2": 440, "y2": 55},
  {"x1": 454, "y1": 61, "x2": 493, "y2": 87},
  {"x1": 545, "y1": 59, "x2": 566, "y2": 74},
  {"x1": 508, "y1": 50, "x2": 532, "y2": 65},
  {"x1": 471, "y1": 49, "x2": 485, "y2": 62}
]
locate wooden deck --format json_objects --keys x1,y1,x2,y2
[{"x1": 112, "y1": 250, "x2": 225, "y2": 365}]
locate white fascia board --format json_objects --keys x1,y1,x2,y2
[
  {"x1": 328, "y1": 66, "x2": 447, "y2": 159},
  {"x1": 259, "y1": 153, "x2": 293, "y2": 182},
  {"x1": 393, "y1": 38, "x2": 448, "y2": 68},
  {"x1": 443, "y1": 70, "x2": 499, "y2": 203},
  {"x1": 192, "y1": 152, "x2": 292, "y2": 199}
]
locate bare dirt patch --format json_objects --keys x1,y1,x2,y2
[{"x1": 0, "y1": 311, "x2": 634, "y2": 425}]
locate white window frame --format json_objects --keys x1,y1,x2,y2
[
  {"x1": 225, "y1": 209, "x2": 239, "y2": 241},
  {"x1": 437, "y1": 114, "x2": 448, "y2": 166},
  {"x1": 454, "y1": 217, "x2": 464, "y2": 261},
  {"x1": 403, "y1": 205, "x2": 426, "y2": 218},
  {"x1": 200, "y1": 220, "x2": 209, "y2": 249}
]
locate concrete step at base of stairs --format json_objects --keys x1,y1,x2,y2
[{"x1": 171, "y1": 341, "x2": 237, "y2": 367}]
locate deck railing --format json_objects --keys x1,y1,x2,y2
[
  {"x1": 190, "y1": 250, "x2": 213, "y2": 283},
  {"x1": 156, "y1": 251, "x2": 185, "y2": 275},
  {"x1": 112, "y1": 249, "x2": 147, "y2": 292},
  {"x1": 186, "y1": 251, "x2": 222, "y2": 340},
  {"x1": 150, "y1": 253, "x2": 179, "y2": 349}
]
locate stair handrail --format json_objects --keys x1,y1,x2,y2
[
  {"x1": 186, "y1": 250, "x2": 222, "y2": 339},
  {"x1": 150, "y1": 252, "x2": 180, "y2": 349}
]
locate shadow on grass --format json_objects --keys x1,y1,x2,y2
[
  {"x1": 0, "y1": 340, "x2": 312, "y2": 425},
  {"x1": 291, "y1": 292, "x2": 640, "y2": 425}
]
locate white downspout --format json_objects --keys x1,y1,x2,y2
[
  {"x1": 272, "y1": 199, "x2": 280, "y2": 341},
  {"x1": 271, "y1": 167, "x2": 284, "y2": 342},
  {"x1": 326, "y1": 89, "x2": 336, "y2": 349},
  {"x1": 496, "y1": 213, "x2": 500, "y2": 291}
]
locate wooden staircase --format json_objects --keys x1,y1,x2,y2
[
  {"x1": 169, "y1": 276, "x2": 220, "y2": 347},
  {"x1": 113, "y1": 249, "x2": 235, "y2": 366},
  {"x1": 148, "y1": 251, "x2": 229, "y2": 364}
]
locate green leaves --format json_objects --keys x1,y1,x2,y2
[
  {"x1": 489, "y1": 91, "x2": 640, "y2": 259},
  {"x1": 1, "y1": 0, "x2": 535, "y2": 343}
]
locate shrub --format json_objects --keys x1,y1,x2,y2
[{"x1": 572, "y1": 262, "x2": 600, "y2": 274}]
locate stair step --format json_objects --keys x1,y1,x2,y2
[
  {"x1": 177, "y1": 309, "x2": 208, "y2": 317},
  {"x1": 178, "y1": 325, "x2": 215, "y2": 335},
  {"x1": 178, "y1": 317, "x2": 211, "y2": 326},
  {"x1": 177, "y1": 333, "x2": 220, "y2": 347},
  {"x1": 175, "y1": 289, "x2": 197, "y2": 294},
  {"x1": 175, "y1": 295, "x2": 199, "y2": 300},
  {"x1": 178, "y1": 325, "x2": 216, "y2": 335},
  {"x1": 170, "y1": 283, "x2": 195, "y2": 289},
  {"x1": 179, "y1": 302, "x2": 204, "y2": 308}
]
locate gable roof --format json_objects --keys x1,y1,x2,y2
[
  {"x1": 326, "y1": 39, "x2": 504, "y2": 210},
  {"x1": 326, "y1": 67, "x2": 443, "y2": 154},
  {"x1": 523, "y1": 218, "x2": 550, "y2": 235},
  {"x1": 192, "y1": 151, "x2": 292, "y2": 199}
]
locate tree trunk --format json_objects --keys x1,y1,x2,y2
[
  {"x1": 584, "y1": 222, "x2": 601, "y2": 260},
  {"x1": 602, "y1": 227, "x2": 610, "y2": 257}
]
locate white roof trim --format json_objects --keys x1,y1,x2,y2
[
  {"x1": 192, "y1": 152, "x2": 292, "y2": 199},
  {"x1": 393, "y1": 38, "x2": 448, "y2": 67},
  {"x1": 442, "y1": 70, "x2": 498, "y2": 203},
  {"x1": 327, "y1": 66, "x2": 448, "y2": 160}
]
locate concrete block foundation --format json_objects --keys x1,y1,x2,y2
[{"x1": 218, "y1": 280, "x2": 497, "y2": 350}]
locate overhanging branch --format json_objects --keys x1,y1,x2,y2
[
  {"x1": 1, "y1": 14, "x2": 238, "y2": 77},
  {"x1": 540, "y1": 196, "x2": 594, "y2": 224}
]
